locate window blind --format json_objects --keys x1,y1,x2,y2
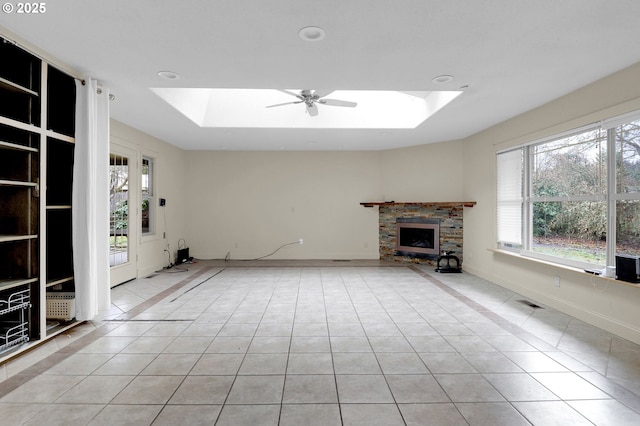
[{"x1": 497, "y1": 148, "x2": 523, "y2": 247}]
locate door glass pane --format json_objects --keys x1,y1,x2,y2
[
  {"x1": 109, "y1": 153, "x2": 129, "y2": 266},
  {"x1": 141, "y1": 157, "x2": 153, "y2": 234}
]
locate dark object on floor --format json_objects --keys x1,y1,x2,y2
[
  {"x1": 517, "y1": 299, "x2": 544, "y2": 309},
  {"x1": 435, "y1": 252, "x2": 462, "y2": 273},
  {"x1": 176, "y1": 247, "x2": 190, "y2": 265}
]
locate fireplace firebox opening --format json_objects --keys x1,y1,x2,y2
[{"x1": 395, "y1": 218, "x2": 440, "y2": 256}]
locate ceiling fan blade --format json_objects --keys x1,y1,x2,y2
[
  {"x1": 318, "y1": 99, "x2": 357, "y2": 107},
  {"x1": 306, "y1": 103, "x2": 319, "y2": 117},
  {"x1": 313, "y1": 90, "x2": 334, "y2": 99},
  {"x1": 277, "y1": 89, "x2": 304, "y2": 100},
  {"x1": 265, "y1": 101, "x2": 302, "y2": 108}
]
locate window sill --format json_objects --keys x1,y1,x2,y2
[{"x1": 488, "y1": 248, "x2": 640, "y2": 289}]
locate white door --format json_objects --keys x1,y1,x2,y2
[{"x1": 109, "y1": 144, "x2": 138, "y2": 286}]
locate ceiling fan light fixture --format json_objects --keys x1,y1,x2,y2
[{"x1": 299, "y1": 26, "x2": 326, "y2": 42}]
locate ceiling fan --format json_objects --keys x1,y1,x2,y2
[{"x1": 265, "y1": 89, "x2": 357, "y2": 116}]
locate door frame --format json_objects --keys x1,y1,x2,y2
[{"x1": 109, "y1": 143, "x2": 138, "y2": 287}]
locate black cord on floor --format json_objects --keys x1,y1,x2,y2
[
  {"x1": 198, "y1": 240, "x2": 301, "y2": 262},
  {"x1": 237, "y1": 241, "x2": 301, "y2": 261},
  {"x1": 169, "y1": 268, "x2": 226, "y2": 302}
]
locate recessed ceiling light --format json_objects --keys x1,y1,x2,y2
[
  {"x1": 158, "y1": 71, "x2": 180, "y2": 80},
  {"x1": 299, "y1": 26, "x2": 326, "y2": 42},
  {"x1": 432, "y1": 75, "x2": 454, "y2": 84}
]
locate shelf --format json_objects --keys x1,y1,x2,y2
[
  {"x1": 0, "y1": 235, "x2": 38, "y2": 243},
  {"x1": 0, "y1": 278, "x2": 38, "y2": 292},
  {"x1": 0, "y1": 87, "x2": 41, "y2": 126},
  {"x1": 0, "y1": 140, "x2": 38, "y2": 152},
  {"x1": 0, "y1": 37, "x2": 41, "y2": 127},
  {"x1": 46, "y1": 277, "x2": 73, "y2": 288},
  {"x1": 0, "y1": 131, "x2": 39, "y2": 184},
  {"x1": 0, "y1": 76, "x2": 39, "y2": 97},
  {"x1": 46, "y1": 205, "x2": 72, "y2": 210},
  {"x1": 45, "y1": 131, "x2": 74, "y2": 144},
  {"x1": 45, "y1": 318, "x2": 79, "y2": 338},
  {"x1": 0, "y1": 179, "x2": 38, "y2": 187},
  {"x1": 0, "y1": 116, "x2": 42, "y2": 134}
]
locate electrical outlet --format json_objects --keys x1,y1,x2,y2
[{"x1": 554, "y1": 275, "x2": 560, "y2": 287}]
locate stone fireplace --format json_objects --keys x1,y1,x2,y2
[{"x1": 361, "y1": 201, "x2": 476, "y2": 265}]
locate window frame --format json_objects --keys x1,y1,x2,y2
[
  {"x1": 141, "y1": 155, "x2": 155, "y2": 236},
  {"x1": 497, "y1": 111, "x2": 640, "y2": 270}
]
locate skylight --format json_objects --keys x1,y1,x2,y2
[{"x1": 151, "y1": 88, "x2": 462, "y2": 129}]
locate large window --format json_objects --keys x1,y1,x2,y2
[{"x1": 497, "y1": 113, "x2": 640, "y2": 268}]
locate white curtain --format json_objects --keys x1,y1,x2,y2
[{"x1": 73, "y1": 78, "x2": 111, "y2": 320}]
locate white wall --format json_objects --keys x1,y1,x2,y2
[
  {"x1": 461, "y1": 61, "x2": 640, "y2": 344},
  {"x1": 110, "y1": 120, "x2": 188, "y2": 277},
  {"x1": 183, "y1": 143, "x2": 464, "y2": 261},
  {"x1": 379, "y1": 141, "x2": 465, "y2": 202},
  {"x1": 183, "y1": 151, "x2": 380, "y2": 260}
]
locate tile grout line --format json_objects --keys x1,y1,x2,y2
[
  {"x1": 408, "y1": 264, "x2": 640, "y2": 412},
  {"x1": 0, "y1": 265, "x2": 218, "y2": 398},
  {"x1": 352, "y1": 266, "x2": 427, "y2": 424}
]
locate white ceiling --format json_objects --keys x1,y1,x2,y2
[{"x1": 2, "y1": 0, "x2": 640, "y2": 151}]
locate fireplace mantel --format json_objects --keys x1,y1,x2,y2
[{"x1": 360, "y1": 201, "x2": 476, "y2": 208}]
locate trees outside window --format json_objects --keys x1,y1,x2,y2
[
  {"x1": 530, "y1": 128, "x2": 607, "y2": 265},
  {"x1": 497, "y1": 115, "x2": 640, "y2": 268},
  {"x1": 615, "y1": 121, "x2": 640, "y2": 257}
]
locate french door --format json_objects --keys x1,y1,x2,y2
[{"x1": 109, "y1": 144, "x2": 138, "y2": 286}]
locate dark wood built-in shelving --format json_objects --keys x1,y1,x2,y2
[{"x1": 0, "y1": 36, "x2": 77, "y2": 359}]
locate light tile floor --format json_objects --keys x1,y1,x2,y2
[{"x1": 1, "y1": 260, "x2": 640, "y2": 425}]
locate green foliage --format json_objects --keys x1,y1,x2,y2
[
  {"x1": 532, "y1": 132, "x2": 606, "y2": 241},
  {"x1": 527, "y1": 121, "x2": 640, "y2": 260},
  {"x1": 111, "y1": 200, "x2": 128, "y2": 230}
]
